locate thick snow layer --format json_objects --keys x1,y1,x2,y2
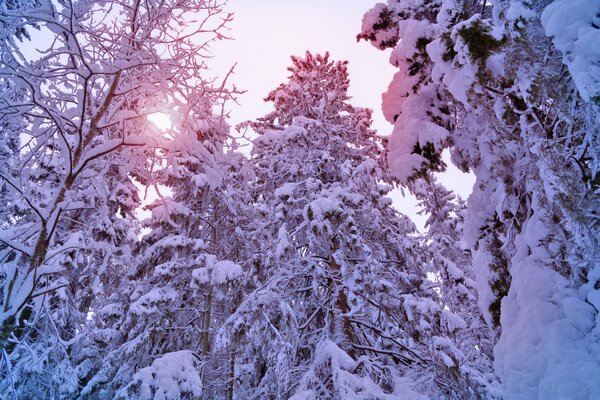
[
  {"x1": 361, "y1": 3, "x2": 398, "y2": 50},
  {"x1": 427, "y1": 35, "x2": 478, "y2": 108},
  {"x1": 192, "y1": 257, "x2": 242, "y2": 285},
  {"x1": 384, "y1": 75, "x2": 449, "y2": 183},
  {"x1": 505, "y1": 1, "x2": 537, "y2": 35},
  {"x1": 211, "y1": 260, "x2": 243, "y2": 284},
  {"x1": 275, "y1": 182, "x2": 297, "y2": 198},
  {"x1": 130, "y1": 287, "x2": 178, "y2": 315},
  {"x1": 440, "y1": 309, "x2": 467, "y2": 333},
  {"x1": 494, "y1": 211, "x2": 600, "y2": 399},
  {"x1": 275, "y1": 224, "x2": 290, "y2": 259},
  {"x1": 305, "y1": 196, "x2": 341, "y2": 221},
  {"x1": 381, "y1": 70, "x2": 412, "y2": 124},
  {"x1": 131, "y1": 351, "x2": 202, "y2": 400},
  {"x1": 541, "y1": 0, "x2": 600, "y2": 102},
  {"x1": 391, "y1": 19, "x2": 435, "y2": 66}
]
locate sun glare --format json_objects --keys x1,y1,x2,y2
[{"x1": 148, "y1": 112, "x2": 172, "y2": 132}]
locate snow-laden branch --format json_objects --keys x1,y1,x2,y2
[{"x1": 0, "y1": 234, "x2": 33, "y2": 258}]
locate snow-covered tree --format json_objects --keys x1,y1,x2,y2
[
  {"x1": 0, "y1": 0, "x2": 236, "y2": 397},
  {"x1": 220, "y1": 52, "x2": 480, "y2": 399},
  {"x1": 360, "y1": 1, "x2": 600, "y2": 398},
  {"x1": 77, "y1": 112, "x2": 254, "y2": 399},
  {"x1": 415, "y1": 178, "x2": 498, "y2": 398}
]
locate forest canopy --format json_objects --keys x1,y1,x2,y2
[{"x1": 0, "y1": 0, "x2": 598, "y2": 399}]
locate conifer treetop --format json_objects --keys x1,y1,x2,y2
[{"x1": 257, "y1": 51, "x2": 355, "y2": 127}]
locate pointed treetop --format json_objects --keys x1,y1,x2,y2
[{"x1": 258, "y1": 51, "x2": 354, "y2": 127}]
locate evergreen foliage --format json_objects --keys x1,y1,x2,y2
[
  {"x1": 222, "y1": 52, "x2": 490, "y2": 398},
  {"x1": 359, "y1": 0, "x2": 600, "y2": 398},
  {"x1": 1, "y1": 1, "x2": 597, "y2": 398}
]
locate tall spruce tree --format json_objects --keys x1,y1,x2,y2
[{"x1": 219, "y1": 52, "x2": 482, "y2": 399}]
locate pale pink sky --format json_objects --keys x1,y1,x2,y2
[
  {"x1": 210, "y1": 0, "x2": 394, "y2": 134},
  {"x1": 210, "y1": 0, "x2": 475, "y2": 229}
]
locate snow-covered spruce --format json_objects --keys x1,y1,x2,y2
[
  {"x1": 360, "y1": 1, "x2": 600, "y2": 398},
  {"x1": 415, "y1": 178, "x2": 498, "y2": 398},
  {"x1": 219, "y1": 52, "x2": 473, "y2": 398},
  {"x1": 82, "y1": 115, "x2": 254, "y2": 399}
]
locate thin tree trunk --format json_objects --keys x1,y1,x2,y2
[
  {"x1": 328, "y1": 254, "x2": 355, "y2": 359},
  {"x1": 228, "y1": 346, "x2": 236, "y2": 400},
  {"x1": 201, "y1": 287, "x2": 213, "y2": 357}
]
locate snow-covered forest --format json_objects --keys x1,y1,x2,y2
[{"x1": 0, "y1": 0, "x2": 598, "y2": 399}]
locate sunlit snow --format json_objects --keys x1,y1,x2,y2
[{"x1": 147, "y1": 112, "x2": 172, "y2": 132}]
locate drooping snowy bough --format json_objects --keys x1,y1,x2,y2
[{"x1": 359, "y1": 0, "x2": 600, "y2": 398}]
